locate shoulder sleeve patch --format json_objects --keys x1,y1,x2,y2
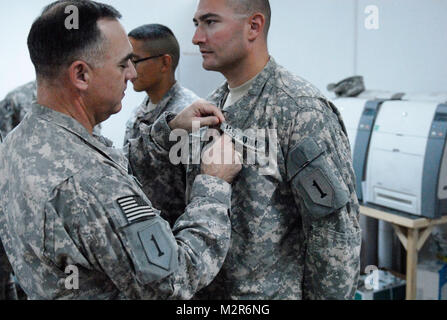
[
  {"x1": 287, "y1": 138, "x2": 350, "y2": 219},
  {"x1": 138, "y1": 221, "x2": 173, "y2": 271},
  {"x1": 119, "y1": 217, "x2": 179, "y2": 284},
  {"x1": 300, "y1": 167, "x2": 334, "y2": 208}
]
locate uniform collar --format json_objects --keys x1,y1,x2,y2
[
  {"x1": 212, "y1": 57, "x2": 277, "y2": 103},
  {"x1": 139, "y1": 82, "x2": 180, "y2": 121},
  {"x1": 31, "y1": 103, "x2": 126, "y2": 169},
  {"x1": 210, "y1": 57, "x2": 277, "y2": 127},
  {"x1": 158, "y1": 81, "x2": 180, "y2": 109},
  {"x1": 143, "y1": 82, "x2": 180, "y2": 111}
]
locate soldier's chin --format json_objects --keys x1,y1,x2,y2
[
  {"x1": 113, "y1": 103, "x2": 123, "y2": 115},
  {"x1": 202, "y1": 61, "x2": 218, "y2": 71}
]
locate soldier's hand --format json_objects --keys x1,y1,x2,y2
[
  {"x1": 201, "y1": 134, "x2": 242, "y2": 183},
  {"x1": 168, "y1": 99, "x2": 225, "y2": 132}
]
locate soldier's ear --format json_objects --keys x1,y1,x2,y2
[
  {"x1": 247, "y1": 13, "x2": 265, "y2": 42},
  {"x1": 160, "y1": 54, "x2": 172, "y2": 73},
  {"x1": 68, "y1": 60, "x2": 90, "y2": 91}
]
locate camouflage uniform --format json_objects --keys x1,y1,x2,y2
[
  {"x1": 130, "y1": 57, "x2": 361, "y2": 300},
  {"x1": 0, "y1": 80, "x2": 36, "y2": 300},
  {"x1": 0, "y1": 103, "x2": 232, "y2": 300},
  {"x1": 0, "y1": 81, "x2": 36, "y2": 138},
  {"x1": 0, "y1": 82, "x2": 103, "y2": 300},
  {"x1": 124, "y1": 82, "x2": 199, "y2": 144},
  {"x1": 0, "y1": 80, "x2": 101, "y2": 138},
  {"x1": 124, "y1": 83, "x2": 199, "y2": 225}
]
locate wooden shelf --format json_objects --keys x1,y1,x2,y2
[{"x1": 359, "y1": 205, "x2": 447, "y2": 300}]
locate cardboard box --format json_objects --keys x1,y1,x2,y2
[{"x1": 416, "y1": 260, "x2": 447, "y2": 300}]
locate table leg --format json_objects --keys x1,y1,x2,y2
[{"x1": 406, "y1": 228, "x2": 419, "y2": 300}]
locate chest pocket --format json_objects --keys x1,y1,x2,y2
[{"x1": 287, "y1": 137, "x2": 350, "y2": 220}]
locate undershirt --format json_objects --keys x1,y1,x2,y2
[{"x1": 223, "y1": 73, "x2": 261, "y2": 110}]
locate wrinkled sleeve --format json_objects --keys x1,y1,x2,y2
[
  {"x1": 55, "y1": 172, "x2": 231, "y2": 300},
  {"x1": 124, "y1": 112, "x2": 188, "y2": 225},
  {"x1": 286, "y1": 98, "x2": 361, "y2": 300},
  {"x1": 125, "y1": 112, "x2": 177, "y2": 165}
]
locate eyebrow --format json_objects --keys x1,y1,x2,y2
[
  {"x1": 119, "y1": 53, "x2": 134, "y2": 65},
  {"x1": 193, "y1": 13, "x2": 220, "y2": 23}
]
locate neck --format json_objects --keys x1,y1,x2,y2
[
  {"x1": 146, "y1": 74, "x2": 176, "y2": 105},
  {"x1": 224, "y1": 48, "x2": 270, "y2": 88},
  {"x1": 37, "y1": 79, "x2": 95, "y2": 134}
]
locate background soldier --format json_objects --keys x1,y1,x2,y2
[
  {"x1": 0, "y1": 81, "x2": 36, "y2": 138},
  {"x1": 0, "y1": 80, "x2": 36, "y2": 300},
  {"x1": 125, "y1": 24, "x2": 199, "y2": 224},
  {"x1": 0, "y1": 0, "x2": 240, "y2": 300}
]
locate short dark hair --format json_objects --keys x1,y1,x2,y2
[
  {"x1": 28, "y1": 0, "x2": 122, "y2": 79},
  {"x1": 228, "y1": 0, "x2": 271, "y2": 39},
  {"x1": 128, "y1": 24, "x2": 181, "y2": 72}
]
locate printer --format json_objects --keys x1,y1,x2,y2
[
  {"x1": 335, "y1": 92, "x2": 402, "y2": 201},
  {"x1": 364, "y1": 101, "x2": 447, "y2": 218}
]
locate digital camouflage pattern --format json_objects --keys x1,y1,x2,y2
[
  {"x1": 0, "y1": 81, "x2": 36, "y2": 138},
  {"x1": 130, "y1": 57, "x2": 361, "y2": 300},
  {"x1": 124, "y1": 82, "x2": 199, "y2": 144},
  {"x1": 0, "y1": 80, "x2": 101, "y2": 139},
  {"x1": 327, "y1": 76, "x2": 365, "y2": 98},
  {"x1": 0, "y1": 80, "x2": 36, "y2": 300},
  {"x1": 124, "y1": 83, "x2": 199, "y2": 225},
  {"x1": 0, "y1": 103, "x2": 232, "y2": 300},
  {"x1": 0, "y1": 81, "x2": 103, "y2": 300}
]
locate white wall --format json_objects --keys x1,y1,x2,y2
[
  {"x1": 1, "y1": 0, "x2": 447, "y2": 146},
  {"x1": 357, "y1": 0, "x2": 447, "y2": 93}
]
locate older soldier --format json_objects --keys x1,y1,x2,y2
[
  {"x1": 0, "y1": 0, "x2": 240, "y2": 300},
  {"x1": 125, "y1": 24, "x2": 199, "y2": 224}
]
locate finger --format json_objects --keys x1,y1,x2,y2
[
  {"x1": 196, "y1": 116, "x2": 221, "y2": 128},
  {"x1": 197, "y1": 103, "x2": 226, "y2": 124},
  {"x1": 234, "y1": 149, "x2": 243, "y2": 165}
]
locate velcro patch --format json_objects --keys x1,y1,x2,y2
[
  {"x1": 138, "y1": 222, "x2": 173, "y2": 271},
  {"x1": 300, "y1": 168, "x2": 334, "y2": 208},
  {"x1": 117, "y1": 196, "x2": 156, "y2": 223}
]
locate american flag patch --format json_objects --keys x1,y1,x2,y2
[{"x1": 117, "y1": 196, "x2": 156, "y2": 223}]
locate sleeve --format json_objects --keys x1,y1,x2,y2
[
  {"x1": 125, "y1": 112, "x2": 188, "y2": 225},
  {"x1": 125, "y1": 111, "x2": 178, "y2": 163},
  {"x1": 0, "y1": 97, "x2": 16, "y2": 138},
  {"x1": 56, "y1": 172, "x2": 231, "y2": 300},
  {"x1": 286, "y1": 98, "x2": 361, "y2": 300}
]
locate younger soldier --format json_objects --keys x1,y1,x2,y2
[{"x1": 125, "y1": 24, "x2": 199, "y2": 224}]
